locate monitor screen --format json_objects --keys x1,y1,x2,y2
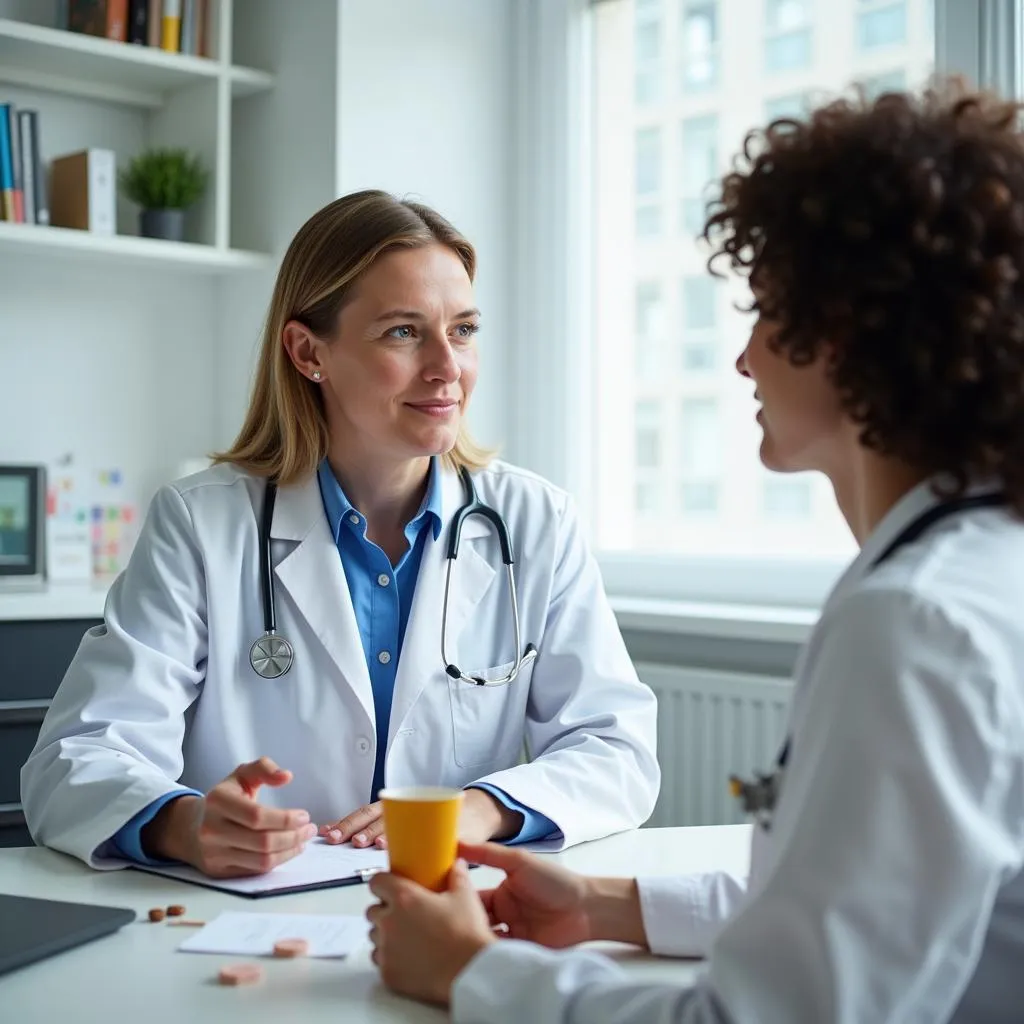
[{"x1": 0, "y1": 474, "x2": 31, "y2": 567}]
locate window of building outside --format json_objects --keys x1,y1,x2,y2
[
  {"x1": 681, "y1": 275, "x2": 717, "y2": 371},
  {"x1": 591, "y1": 0, "x2": 935, "y2": 574},
  {"x1": 635, "y1": 124, "x2": 662, "y2": 237},
  {"x1": 681, "y1": 1, "x2": 719, "y2": 90},
  {"x1": 764, "y1": 91, "x2": 812, "y2": 120},
  {"x1": 857, "y1": 0, "x2": 907, "y2": 50},
  {"x1": 636, "y1": 280, "x2": 666, "y2": 378},
  {"x1": 636, "y1": 2, "x2": 662, "y2": 105},
  {"x1": 765, "y1": 0, "x2": 812, "y2": 72},
  {"x1": 680, "y1": 113, "x2": 718, "y2": 235}
]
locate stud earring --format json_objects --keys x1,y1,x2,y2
[{"x1": 312, "y1": 371, "x2": 322, "y2": 381}]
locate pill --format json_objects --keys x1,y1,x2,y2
[
  {"x1": 272, "y1": 938, "x2": 309, "y2": 958},
  {"x1": 166, "y1": 904, "x2": 186, "y2": 917},
  {"x1": 167, "y1": 919, "x2": 206, "y2": 927},
  {"x1": 217, "y1": 963, "x2": 263, "y2": 986},
  {"x1": 148, "y1": 908, "x2": 166, "y2": 923}
]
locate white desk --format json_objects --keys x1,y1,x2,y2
[{"x1": 0, "y1": 825, "x2": 750, "y2": 1023}]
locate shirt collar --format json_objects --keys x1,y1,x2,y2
[
  {"x1": 316, "y1": 457, "x2": 443, "y2": 543},
  {"x1": 824, "y1": 474, "x2": 1002, "y2": 612}
]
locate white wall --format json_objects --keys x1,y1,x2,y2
[
  {"x1": 0, "y1": 80, "x2": 220, "y2": 508},
  {"x1": 335, "y1": 0, "x2": 516, "y2": 451},
  {"x1": 216, "y1": 0, "x2": 339, "y2": 448},
  {"x1": 0, "y1": 256, "x2": 219, "y2": 500}
]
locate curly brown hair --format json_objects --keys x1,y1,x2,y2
[{"x1": 705, "y1": 77, "x2": 1024, "y2": 513}]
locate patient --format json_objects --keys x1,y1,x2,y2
[{"x1": 363, "y1": 76, "x2": 1024, "y2": 1023}]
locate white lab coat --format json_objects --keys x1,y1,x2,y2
[
  {"x1": 21, "y1": 461, "x2": 660, "y2": 868},
  {"x1": 452, "y1": 479, "x2": 1024, "y2": 1024}
]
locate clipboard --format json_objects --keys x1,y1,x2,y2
[{"x1": 128, "y1": 839, "x2": 390, "y2": 899}]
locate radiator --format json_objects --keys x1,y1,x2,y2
[{"x1": 638, "y1": 663, "x2": 793, "y2": 828}]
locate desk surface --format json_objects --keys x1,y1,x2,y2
[{"x1": 0, "y1": 824, "x2": 751, "y2": 1023}]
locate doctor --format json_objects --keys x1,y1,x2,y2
[
  {"x1": 365, "y1": 81, "x2": 1024, "y2": 1021},
  {"x1": 21, "y1": 189, "x2": 659, "y2": 876}
]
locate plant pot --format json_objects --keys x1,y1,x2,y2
[{"x1": 139, "y1": 208, "x2": 186, "y2": 242}]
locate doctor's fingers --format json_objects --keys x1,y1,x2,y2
[
  {"x1": 204, "y1": 818, "x2": 319, "y2": 855},
  {"x1": 206, "y1": 787, "x2": 312, "y2": 832},
  {"x1": 230, "y1": 757, "x2": 293, "y2": 797},
  {"x1": 320, "y1": 803, "x2": 385, "y2": 847},
  {"x1": 210, "y1": 838, "x2": 311, "y2": 877}
]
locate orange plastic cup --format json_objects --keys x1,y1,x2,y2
[{"x1": 379, "y1": 786, "x2": 464, "y2": 892}]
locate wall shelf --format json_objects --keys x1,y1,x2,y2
[
  {"x1": 0, "y1": 18, "x2": 273, "y2": 109},
  {"x1": 0, "y1": 221, "x2": 272, "y2": 273}
]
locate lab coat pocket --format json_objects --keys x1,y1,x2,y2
[{"x1": 447, "y1": 661, "x2": 526, "y2": 768}]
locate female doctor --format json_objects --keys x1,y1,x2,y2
[
  {"x1": 365, "y1": 81, "x2": 1024, "y2": 1022},
  {"x1": 20, "y1": 190, "x2": 659, "y2": 876}
]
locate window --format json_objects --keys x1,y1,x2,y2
[
  {"x1": 635, "y1": 400, "x2": 662, "y2": 468},
  {"x1": 680, "y1": 399, "x2": 720, "y2": 513},
  {"x1": 857, "y1": 1, "x2": 906, "y2": 50},
  {"x1": 682, "y1": 276, "x2": 715, "y2": 330},
  {"x1": 763, "y1": 477, "x2": 813, "y2": 518},
  {"x1": 765, "y1": 92, "x2": 810, "y2": 120},
  {"x1": 765, "y1": 0, "x2": 812, "y2": 72},
  {"x1": 681, "y1": 275, "x2": 717, "y2": 370},
  {"x1": 681, "y1": 1, "x2": 718, "y2": 91},
  {"x1": 635, "y1": 126, "x2": 662, "y2": 237},
  {"x1": 585, "y1": 0, "x2": 938, "y2": 603},
  {"x1": 861, "y1": 68, "x2": 906, "y2": 98},
  {"x1": 680, "y1": 114, "x2": 717, "y2": 235},
  {"x1": 635, "y1": 4, "x2": 662, "y2": 105},
  {"x1": 636, "y1": 281, "x2": 666, "y2": 378}
]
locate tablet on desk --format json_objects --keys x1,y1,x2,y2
[{"x1": 0, "y1": 893, "x2": 136, "y2": 977}]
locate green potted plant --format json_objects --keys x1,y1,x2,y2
[{"x1": 118, "y1": 147, "x2": 208, "y2": 243}]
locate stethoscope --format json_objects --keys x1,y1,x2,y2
[
  {"x1": 249, "y1": 467, "x2": 538, "y2": 685},
  {"x1": 729, "y1": 491, "x2": 1008, "y2": 829}
]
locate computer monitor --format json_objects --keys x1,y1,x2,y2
[{"x1": 0, "y1": 464, "x2": 46, "y2": 587}]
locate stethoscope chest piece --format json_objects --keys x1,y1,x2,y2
[{"x1": 249, "y1": 632, "x2": 294, "y2": 679}]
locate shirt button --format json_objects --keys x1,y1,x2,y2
[
  {"x1": 348, "y1": 513, "x2": 360, "y2": 524},
  {"x1": 356, "y1": 737, "x2": 371, "y2": 754},
  {"x1": 378, "y1": 650, "x2": 391, "y2": 665},
  {"x1": 377, "y1": 573, "x2": 390, "y2": 587}
]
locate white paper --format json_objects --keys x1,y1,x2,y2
[
  {"x1": 177, "y1": 911, "x2": 370, "y2": 958},
  {"x1": 133, "y1": 839, "x2": 389, "y2": 895}
]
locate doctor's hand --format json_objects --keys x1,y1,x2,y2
[
  {"x1": 367, "y1": 859, "x2": 496, "y2": 1007},
  {"x1": 319, "y1": 788, "x2": 522, "y2": 850},
  {"x1": 141, "y1": 757, "x2": 318, "y2": 878},
  {"x1": 319, "y1": 802, "x2": 387, "y2": 849},
  {"x1": 459, "y1": 841, "x2": 648, "y2": 950}
]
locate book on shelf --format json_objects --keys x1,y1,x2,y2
[
  {"x1": 0, "y1": 102, "x2": 49, "y2": 226},
  {"x1": 49, "y1": 149, "x2": 116, "y2": 236},
  {"x1": 60, "y1": 0, "x2": 211, "y2": 57},
  {"x1": 66, "y1": 0, "x2": 128, "y2": 42}
]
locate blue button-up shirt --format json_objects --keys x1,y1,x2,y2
[{"x1": 112, "y1": 459, "x2": 554, "y2": 863}]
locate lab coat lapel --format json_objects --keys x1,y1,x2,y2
[
  {"x1": 270, "y1": 474, "x2": 375, "y2": 728},
  {"x1": 389, "y1": 467, "x2": 495, "y2": 739}
]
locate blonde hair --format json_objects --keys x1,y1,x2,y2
[{"x1": 212, "y1": 189, "x2": 496, "y2": 485}]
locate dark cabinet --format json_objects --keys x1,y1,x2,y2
[{"x1": 0, "y1": 618, "x2": 99, "y2": 847}]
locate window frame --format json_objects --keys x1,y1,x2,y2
[{"x1": 509, "y1": 0, "x2": 1018, "y2": 611}]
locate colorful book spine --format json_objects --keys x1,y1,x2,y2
[
  {"x1": 6, "y1": 104, "x2": 23, "y2": 223},
  {"x1": 106, "y1": 0, "x2": 129, "y2": 41},
  {"x1": 67, "y1": 0, "x2": 108, "y2": 38},
  {"x1": 161, "y1": 0, "x2": 181, "y2": 53},
  {"x1": 147, "y1": 0, "x2": 161, "y2": 46},
  {"x1": 18, "y1": 110, "x2": 37, "y2": 225},
  {"x1": 128, "y1": 0, "x2": 148, "y2": 44},
  {"x1": 0, "y1": 105, "x2": 14, "y2": 222}
]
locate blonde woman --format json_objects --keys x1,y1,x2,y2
[{"x1": 21, "y1": 191, "x2": 659, "y2": 877}]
